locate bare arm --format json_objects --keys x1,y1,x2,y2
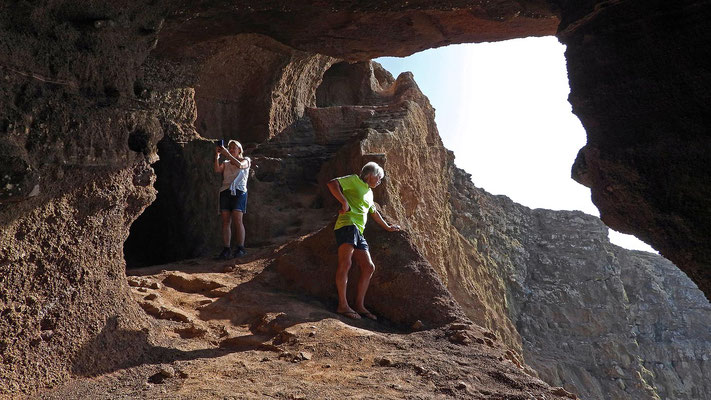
[
  {"x1": 218, "y1": 146, "x2": 250, "y2": 168},
  {"x1": 327, "y1": 179, "x2": 350, "y2": 214},
  {"x1": 371, "y1": 209, "x2": 400, "y2": 232},
  {"x1": 214, "y1": 148, "x2": 224, "y2": 173}
]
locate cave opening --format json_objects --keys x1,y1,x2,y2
[
  {"x1": 123, "y1": 46, "x2": 379, "y2": 270},
  {"x1": 376, "y1": 37, "x2": 655, "y2": 253}
]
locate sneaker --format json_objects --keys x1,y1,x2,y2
[
  {"x1": 232, "y1": 247, "x2": 246, "y2": 258},
  {"x1": 217, "y1": 247, "x2": 232, "y2": 260}
]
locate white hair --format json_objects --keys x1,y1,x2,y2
[{"x1": 360, "y1": 162, "x2": 384, "y2": 181}]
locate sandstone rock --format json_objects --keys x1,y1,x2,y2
[
  {"x1": 376, "y1": 357, "x2": 394, "y2": 367},
  {"x1": 2, "y1": 1, "x2": 710, "y2": 396},
  {"x1": 450, "y1": 167, "x2": 711, "y2": 399}
]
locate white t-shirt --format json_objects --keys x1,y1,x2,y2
[{"x1": 220, "y1": 159, "x2": 249, "y2": 192}]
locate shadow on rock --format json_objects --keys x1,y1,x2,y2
[
  {"x1": 269, "y1": 222, "x2": 467, "y2": 330},
  {"x1": 71, "y1": 316, "x2": 235, "y2": 377}
]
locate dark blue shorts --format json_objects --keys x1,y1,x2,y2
[
  {"x1": 219, "y1": 189, "x2": 248, "y2": 213},
  {"x1": 334, "y1": 225, "x2": 369, "y2": 251}
]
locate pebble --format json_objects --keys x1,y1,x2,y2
[
  {"x1": 377, "y1": 357, "x2": 393, "y2": 367},
  {"x1": 411, "y1": 320, "x2": 424, "y2": 330},
  {"x1": 159, "y1": 366, "x2": 175, "y2": 378},
  {"x1": 448, "y1": 323, "x2": 470, "y2": 331}
]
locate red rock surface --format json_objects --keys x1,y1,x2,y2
[{"x1": 1, "y1": 0, "x2": 711, "y2": 397}]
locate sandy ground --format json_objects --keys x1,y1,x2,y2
[{"x1": 28, "y1": 247, "x2": 576, "y2": 400}]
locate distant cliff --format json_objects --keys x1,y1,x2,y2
[
  {"x1": 450, "y1": 167, "x2": 711, "y2": 399},
  {"x1": 1, "y1": 1, "x2": 710, "y2": 396}
]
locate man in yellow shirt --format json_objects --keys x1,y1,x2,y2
[{"x1": 326, "y1": 162, "x2": 401, "y2": 320}]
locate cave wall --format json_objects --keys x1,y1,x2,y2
[
  {"x1": 558, "y1": 0, "x2": 711, "y2": 300},
  {"x1": 3, "y1": 0, "x2": 711, "y2": 396},
  {"x1": 153, "y1": 0, "x2": 711, "y2": 301},
  {"x1": 0, "y1": 2, "x2": 167, "y2": 393}
]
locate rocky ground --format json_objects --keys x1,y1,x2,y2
[{"x1": 28, "y1": 247, "x2": 575, "y2": 400}]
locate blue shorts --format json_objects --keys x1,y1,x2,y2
[
  {"x1": 334, "y1": 225, "x2": 369, "y2": 251},
  {"x1": 219, "y1": 189, "x2": 247, "y2": 213}
]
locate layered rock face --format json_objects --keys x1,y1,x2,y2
[
  {"x1": 557, "y1": 0, "x2": 711, "y2": 300},
  {"x1": 0, "y1": 1, "x2": 166, "y2": 392},
  {"x1": 2, "y1": 0, "x2": 711, "y2": 397},
  {"x1": 450, "y1": 168, "x2": 711, "y2": 399}
]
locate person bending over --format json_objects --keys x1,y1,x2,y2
[
  {"x1": 326, "y1": 162, "x2": 401, "y2": 320},
  {"x1": 215, "y1": 140, "x2": 250, "y2": 259}
]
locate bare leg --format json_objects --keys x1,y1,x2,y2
[
  {"x1": 221, "y1": 210, "x2": 232, "y2": 247},
  {"x1": 336, "y1": 244, "x2": 359, "y2": 317},
  {"x1": 232, "y1": 210, "x2": 245, "y2": 247},
  {"x1": 352, "y1": 249, "x2": 376, "y2": 314}
]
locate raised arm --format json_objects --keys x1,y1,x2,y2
[
  {"x1": 370, "y1": 209, "x2": 400, "y2": 232},
  {"x1": 327, "y1": 179, "x2": 350, "y2": 215},
  {"x1": 214, "y1": 147, "x2": 225, "y2": 173},
  {"x1": 218, "y1": 146, "x2": 250, "y2": 168}
]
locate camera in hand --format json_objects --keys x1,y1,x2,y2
[{"x1": 214, "y1": 139, "x2": 224, "y2": 147}]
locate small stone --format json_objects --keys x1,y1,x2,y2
[
  {"x1": 456, "y1": 381, "x2": 468, "y2": 390},
  {"x1": 223, "y1": 265, "x2": 236, "y2": 273},
  {"x1": 144, "y1": 293, "x2": 158, "y2": 300},
  {"x1": 377, "y1": 357, "x2": 393, "y2": 367},
  {"x1": 137, "y1": 287, "x2": 148, "y2": 293},
  {"x1": 323, "y1": 364, "x2": 332, "y2": 368},
  {"x1": 309, "y1": 331, "x2": 316, "y2": 337},
  {"x1": 357, "y1": 356, "x2": 363, "y2": 362},
  {"x1": 550, "y1": 387, "x2": 576, "y2": 399},
  {"x1": 448, "y1": 331, "x2": 471, "y2": 345},
  {"x1": 261, "y1": 357, "x2": 270, "y2": 362},
  {"x1": 299, "y1": 351, "x2": 312, "y2": 361},
  {"x1": 448, "y1": 323, "x2": 470, "y2": 331},
  {"x1": 40, "y1": 330, "x2": 54, "y2": 341},
  {"x1": 159, "y1": 366, "x2": 175, "y2": 378},
  {"x1": 411, "y1": 320, "x2": 424, "y2": 330},
  {"x1": 150, "y1": 282, "x2": 161, "y2": 289}
]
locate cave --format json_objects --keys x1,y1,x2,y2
[
  {"x1": 124, "y1": 58, "x2": 390, "y2": 268},
  {"x1": 2, "y1": 1, "x2": 711, "y2": 398}
]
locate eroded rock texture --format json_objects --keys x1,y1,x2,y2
[
  {"x1": 559, "y1": 0, "x2": 711, "y2": 300},
  {"x1": 0, "y1": 1, "x2": 165, "y2": 392},
  {"x1": 451, "y1": 169, "x2": 711, "y2": 399},
  {"x1": 2, "y1": 0, "x2": 711, "y2": 397}
]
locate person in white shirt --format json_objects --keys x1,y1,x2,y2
[{"x1": 214, "y1": 140, "x2": 251, "y2": 259}]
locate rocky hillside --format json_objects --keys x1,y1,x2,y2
[
  {"x1": 2, "y1": 1, "x2": 711, "y2": 399},
  {"x1": 451, "y1": 168, "x2": 711, "y2": 399}
]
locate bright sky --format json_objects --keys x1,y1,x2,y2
[{"x1": 376, "y1": 36, "x2": 656, "y2": 252}]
